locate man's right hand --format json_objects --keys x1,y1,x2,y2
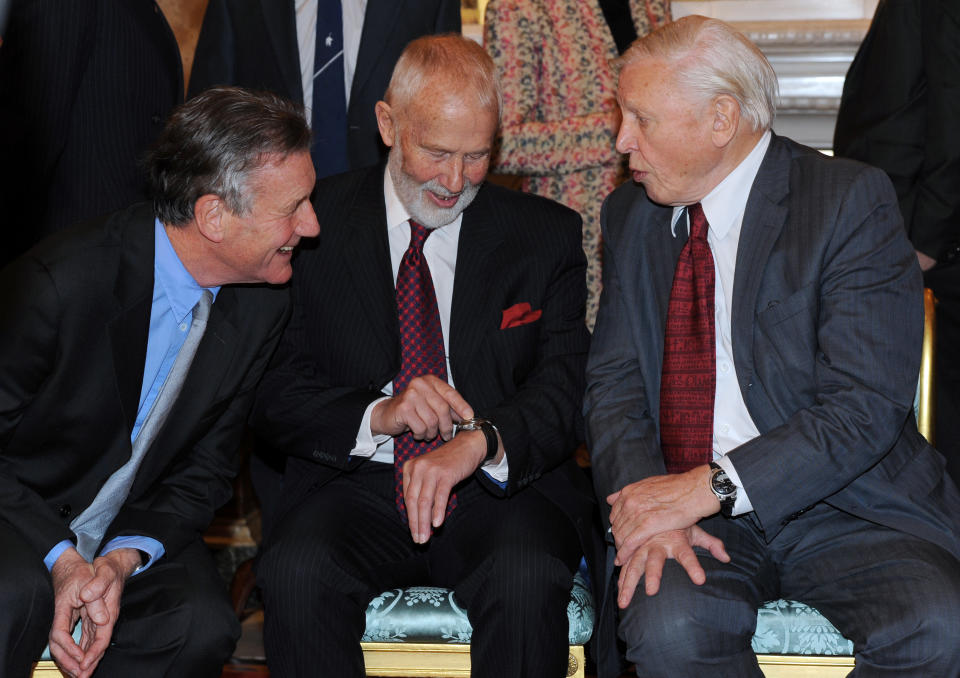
[
  {"x1": 370, "y1": 375, "x2": 474, "y2": 441},
  {"x1": 49, "y1": 547, "x2": 96, "y2": 677},
  {"x1": 616, "y1": 525, "x2": 729, "y2": 608}
]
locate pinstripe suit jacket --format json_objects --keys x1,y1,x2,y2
[
  {"x1": 0, "y1": 0, "x2": 183, "y2": 266},
  {"x1": 586, "y1": 132, "x2": 960, "y2": 557},
  {"x1": 251, "y1": 164, "x2": 598, "y2": 551}
]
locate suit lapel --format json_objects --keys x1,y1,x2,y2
[
  {"x1": 108, "y1": 207, "x2": 156, "y2": 432},
  {"x1": 350, "y1": 0, "x2": 403, "y2": 101},
  {"x1": 731, "y1": 134, "x2": 791, "y2": 411},
  {"x1": 263, "y1": 0, "x2": 305, "y2": 102},
  {"x1": 343, "y1": 167, "x2": 401, "y2": 364},
  {"x1": 449, "y1": 186, "x2": 506, "y2": 383}
]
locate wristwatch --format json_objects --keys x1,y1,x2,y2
[
  {"x1": 456, "y1": 417, "x2": 499, "y2": 464},
  {"x1": 708, "y1": 461, "x2": 737, "y2": 517}
]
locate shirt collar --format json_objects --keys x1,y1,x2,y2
[
  {"x1": 383, "y1": 165, "x2": 463, "y2": 244},
  {"x1": 154, "y1": 218, "x2": 220, "y2": 324},
  {"x1": 671, "y1": 130, "x2": 772, "y2": 238}
]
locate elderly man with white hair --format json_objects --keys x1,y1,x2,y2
[{"x1": 585, "y1": 15, "x2": 960, "y2": 678}]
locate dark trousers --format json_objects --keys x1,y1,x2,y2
[
  {"x1": 257, "y1": 461, "x2": 582, "y2": 678},
  {"x1": 616, "y1": 504, "x2": 960, "y2": 677},
  {"x1": 0, "y1": 522, "x2": 239, "y2": 678}
]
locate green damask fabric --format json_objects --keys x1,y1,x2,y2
[
  {"x1": 752, "y1": 600, "x2": 854, "y2": 655},
  {"x1": 361, "y1": 570, "x2": 595, "y2": 645}
]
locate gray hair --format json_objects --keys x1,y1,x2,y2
[
  {"x1": 144, "y1": 86, "x2": 311, "y2": 225},
  {"x1": 384, "y1": 33, "x2": 502, "y2": 123},
  {"x1": 617, "y1": 15, "x2": 778, "y2": 132}
]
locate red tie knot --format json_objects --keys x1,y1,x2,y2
[
  {"x1": 688, "y1": 203, "x2": 709, "y2": 241},
  {"x1": 409, "y1": 220, "x2": 432, "y2": 252}
]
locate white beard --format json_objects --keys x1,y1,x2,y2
[{"x1": 388, "y1": 145, "x2": 481, "y2": 229}]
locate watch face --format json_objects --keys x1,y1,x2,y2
[{"x1": 711, "y1": 469, "x2": 736, "y2": 498}]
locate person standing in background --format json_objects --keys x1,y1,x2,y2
[
  {"x1": 484, "y1": 0, "x2": 671, "y2": 328},
  {"x1": 834, "y1": 0, "x2": 960, "y2": 487},
  {"x1": 0, "y1": 0, "x2": 186, "y2": 268},
  {"x1": 190, "y1": 0, "x2": 461, "y2": 179}
]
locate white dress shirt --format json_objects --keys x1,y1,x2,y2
[
  {"x1": 296, "y1": 0, "x2": 367, "y2": 117},
  {"x1": 669, "y1": 131, "x2": 772, "y2": 515},
  {"x1": 349, "y1": 167, "x2": 509, "y2": 482}
]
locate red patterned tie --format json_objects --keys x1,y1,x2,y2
[
  {"x1": 393, "y1": 220, "x2": 456, "y2": 520},
  {"x1": 660, "y1": 203, "x2": 716, "y2": 474}
]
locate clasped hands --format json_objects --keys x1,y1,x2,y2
[
  {"x1": 49, "y1": 546, "x2": 142, "y2": 678},
  {"x1": 370, "y1": 375, "x2": 500, "y2": 544},
  {"x1": 607, "y1": 466, "x2": 730, "y2": 608}
]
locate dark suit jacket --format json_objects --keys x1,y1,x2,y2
[
  {"x1": 0, "y1": 204, "x2": 290, "y2": 562},
  {"x1": 188, "y1": 0, "x2": 461, "y2": 170},
  {"x1": 251, "y1": 164, "x2": 597, "y2": 559},
  {"x1": 585, "y1": 133, "x2": 960, "y2": 676},
  {"x1": 833, "y1": 0, "x2": 960, "y2": 264},
  {"x1": 0, "y1": 0, "x2": 184, "y2": 267}
]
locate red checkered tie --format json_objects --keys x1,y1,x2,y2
[
  {"x1": 660, "y1": 202, "x2": 716, "y2": 474},
  {"x1": 393, "y1": 220, "x2": 456, "y2": 520}
]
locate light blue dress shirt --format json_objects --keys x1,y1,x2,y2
[{"x1": 44, "y1": 219, "x2": 220, "y2": 573}]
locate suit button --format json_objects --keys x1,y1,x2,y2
[{"x1": 59, "y1": 504, "x2": 72, "y2": 518}]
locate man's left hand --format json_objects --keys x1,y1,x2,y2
[
  {"x1": 402, "y1": 429, "x2": 497, "y2": 544},
  {"x1": 607, "y1": 466, "x2": 720, "y2": 567},
  {"x1": 75, "y1": 548, "x2": 141, "y2": 677}
]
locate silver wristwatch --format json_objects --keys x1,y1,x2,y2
[
  {"x1": 456, "y1": 417, "x2": 499, "y2": 463},
  {"x1": 709, "y1": 461, "x2": 737, "y2": 517}
]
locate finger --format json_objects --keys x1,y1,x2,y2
[
  {"x1": 79, "y1": 625, "x2": 113, "y2": 674},
  {"x1": 402, "y1": 461, "x2": 422, "y2": 542},
  {"x1": 643, "y1": 548, "x2": 667, "y2": 596},
  {"x1": 83, "y1": 594, "x2": 110, "y2": 626},
  {"x1": 49, "y1": 629, "x2": 83, "y2": 676},
  {"x1": 431, "y1": 479, "x2": 451, "y2": 529},
  {"x1": 606, "y1": 490, "x2": 621, "y2": 507},
  {"x1": 690, "y1": 526, "x2": 731, "y2": 563},
  {"x1": 617, "y1": 551, "x2": 646, "y2": 609},
  {"x1": 50, "y1": 603, "x2": 83, "y2": 659},
  {"x1": 674, "y1": 544, "x2": 707, "y2": 586},
  {"x1": 427, "y1": 378, "x2": 473, "y2": 422},
  {"x1": 413, "y1": 475, "x2": 437, "y2": 544}
]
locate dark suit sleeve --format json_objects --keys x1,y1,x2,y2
[
  {"x1": 249, "y1": 276, "x2": 385, "y2": 467},
  {"x1": 474, "y1": 203, "x2": 591, "y2": 496},
  {"x1": 730, "y1": 166, "x2": 924, "y2": 533},
  {"x1": 583, "y1": 193, "x2": 666, "y2": 514},
  {"x1": 0, "y1": 257, "x2": 77, "y2": 554},
  {"x1": 909, "y1": 0, "x2": 960, "y2": 259},
  {"x1": 106, "y1": 294, "x2": 292, "y2": 559}
]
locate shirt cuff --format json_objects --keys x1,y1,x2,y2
[
  {"x1": 715, "y1": 454, "x2": 754, "y2": 515},
  {"x1": 351, "y1": 396, "x2": 393, "y2": 457},
  {"x1": 481, "y1": 449, "x2": 509, "y2": 485},
  {"x1": 100, "y1": 536, "x2": 165, "y2": 575},
  {"x1": 44, "y1": 539, "x2": 75, "y2": 571}
]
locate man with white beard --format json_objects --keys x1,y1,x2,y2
[{"x1": 249, "y1": 34, "x2": 598, "y2": 678}]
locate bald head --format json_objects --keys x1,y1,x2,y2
[{"x1": 383, "y1": 33, "x2": 501, "y2": 124}]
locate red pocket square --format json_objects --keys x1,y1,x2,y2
[{"x1": 501, "y1": 302, "x2": 542, "y2": 329}]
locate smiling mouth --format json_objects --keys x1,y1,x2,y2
[{"x1": 278, "y1": 246, "x2": 294, "y2": 253}]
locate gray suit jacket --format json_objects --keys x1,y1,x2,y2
[{"x1": 586, "y1": 132, "x2": 960, "y2": 558}]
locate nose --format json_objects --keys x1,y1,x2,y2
[
  {"x1": 440, "y1": 156, "x2": 465, "y2": 194},
  {"x1": 297, "y1": 201, "x2": 320, "y2": 237},
  {"x1": 615, "y1": 119, "x2": 638, "y2": 155}
]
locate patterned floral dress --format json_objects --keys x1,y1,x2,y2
[{"x1": 484, "y1": 0, "x2": 671, "y2": 328}]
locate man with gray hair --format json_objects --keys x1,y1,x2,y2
[
  {"x1": 585, "y1": 15, "x2": 960, "y2": 677},
  {"x1": 0, "y1": 86, "x2": 318, "y2": 678},
  {"x1": 251, "y1": 34, "x2": 596, "y2": 677}
]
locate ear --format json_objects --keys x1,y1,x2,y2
[
  {"x1": 375, "y1": 101, "x2": 397, "y2": 148},
  {"x1": 193, "y1": 194, "x2": 226, "y2": 244},
  {"x1": 710, "y1": 94, "x2": 741, "y2": 148}
]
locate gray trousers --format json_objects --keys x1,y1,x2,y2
[{"x1": 618, "y1": 503, "x2": 960, "y2": 677}]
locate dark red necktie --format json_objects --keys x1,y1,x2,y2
[
  {"x1": 393, "y1": 220, "x2": 456, "y2": 520},
  {"x1": 660, "y1": 202, "x2": 716, "y2": 474}
]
